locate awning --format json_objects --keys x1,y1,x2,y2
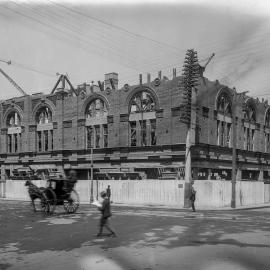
[
  {"x1": 29, "y1": 164, "x2": 57, "y2": 170},
  {"x1": 121, "y1": 162, "x2": 185, "y2": 168}
]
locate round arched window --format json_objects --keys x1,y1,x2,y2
[
  {"x1": 85, "y1": 98, "x2": 108, "y2": 118},
  {"x1": 217, "y1": 92, "x2": 232, "y2": 116},
  {"x1": 130, "y1": 91, "x2": 156, "y2": 113},
  {"x1": 243, "y1": 102, "x2": 256, "y2": 123},
  {"x1": 6, "y1": 111, "x2": 21, "y2": 127},
  {"x1": 36, "y1": 107, "x2": 52, "y2": 124},
  {"x1": 265, "y1": 109, "x2": 270, "y2": 128}
]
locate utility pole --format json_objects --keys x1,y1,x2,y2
[
  {"x1": 179, "y1": 49, "x2": 200, "y2": 207},
  {"x1": 231, "y1": 89, "x2": 248, "y2": 208},
  {"x1": 231, "y1": 91, "x2": 237, "y2": 208},
  {"x1": 90, "y1": 147, "x2": 94, "y2": 203}
]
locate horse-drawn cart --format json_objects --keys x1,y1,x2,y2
[{"x1": 25, "y1": 177, "x2": 80, "y2": 214}]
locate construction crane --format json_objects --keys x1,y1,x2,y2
[
  {"x1": 198, "y1": 53, "x2": 215, "y2": 76},
  {"x1": 0, "y1": 59, "x2": 27, "y2": 96}
]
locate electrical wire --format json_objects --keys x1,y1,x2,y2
[
  {"x1": 47, "y1": 0, "x2": 181, "y2": 53},
  {"x1": 0, "y1": 4, "x2": 141, "y2": 71},
  {"x1": 1, "y1": 2, "x2": 269, "y2": 95},
  {"x1": 3, "y1": 1, "x2": 270, "y2": 81}
]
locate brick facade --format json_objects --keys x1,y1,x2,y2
[{"x1": 1, "y1": 74, "x2": 270, "y2": 180}]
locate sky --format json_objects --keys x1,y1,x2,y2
[{"x1": 0, "y1": 0, "x2": 270, "y2": 100}]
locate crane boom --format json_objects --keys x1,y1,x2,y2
[
  {"x1": 204, "y1": 53, "x2": 215, "y2": 69},
  {"x1": 198, "y1": 53, "x2": 215, "y2": 76},
  {"x1": 0, "y1": 68, "x2": 27, "y2": 96}
]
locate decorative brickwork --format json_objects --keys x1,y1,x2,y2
[
  {"x1": 15, "y1": 101, "x2": 24, "y2": 112},
  {"x1": 46, "y1": 95, "x2": 57, "y2": 106},
  {"x1": 32, "y1": 98, "x2": 41, "y2": 111},
  {"x1": 63, "y1": 120, "x2": 72, "y2": 128},
  {"x1": 107, "y1": 115, "x2": 114, "y2": 123}
]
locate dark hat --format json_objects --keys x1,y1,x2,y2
[{"x1": 100, "y1": 191, "x2": 107, "y2": 197}]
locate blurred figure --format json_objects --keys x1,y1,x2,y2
[
  {"x1": 97, "y1": 191, "x2": 116, "y2": 237},
  {"x1": 69, "y1": 170, "x2": 77, "y2": 181},
  {"x1": 64, "y1": 170, "x2": 77, "y2": 193},
  {"x1": 106, "y1": 185, "x2": 111, "y2": 199},
  {"x1": 190, "y1": 184, "x2": 196, "y2": 212}
]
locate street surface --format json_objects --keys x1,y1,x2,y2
[{"x1": 0, "y1": 200, "x2": 270, "y2": 270}]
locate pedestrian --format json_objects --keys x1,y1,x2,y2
[
  {"x1": 106, "y1": 185, "x2": 111, "y2": 199},
  {"x1": 97, "y1": 191, "x2": 116, "y2": 237},
  {"x1": 190, "y1": 184, "x2": 196, "y2": 212}
]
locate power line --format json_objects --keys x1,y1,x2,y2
[
  {"x1": 1, "y1": 3, "x2": 269, "y2": 95},
  {"x1": 0, "y1": 4, "x2": 141, "y2": 73},
  {"x1": 47, "y1": 0, "x2": 181, "y2": 53},
  {"x1": 3, "y1": 1, "x2": 270, "y2": 82},
  {"x1": 12, "y1": 2, "x2": 140, "y2": 67}
]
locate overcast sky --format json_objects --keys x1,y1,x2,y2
[{"x1": 0, "y1": 0, "x2": 270, "y2": 100}]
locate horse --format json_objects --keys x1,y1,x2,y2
[{"x1": 25, "y1": 180, "x2": 46, "y2": 212}]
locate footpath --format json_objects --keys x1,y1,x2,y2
[
  {"x1": 1, "y1": 197, "x2": 270, "y2": 211},
  {"x1": 111, "y1": 202, "x2": 270, "y2": 211}
]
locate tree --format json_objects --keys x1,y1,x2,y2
[{"x1": 180, "y1": 49, "x2": 200, "y2": 125}]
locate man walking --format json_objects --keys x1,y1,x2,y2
[
  {"x1": 106, "y1": 185, "x2": 111, "y2": 200},
  {"x1": 97, "y1": 191, "x2": 116, "y2": 237},
  {"x1": 190, "y1": 184, "x2": 196, "y2": 212}
]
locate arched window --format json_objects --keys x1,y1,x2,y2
[
  {"x1": 216, "y1": 92, "x2": 232, "y2": 147},
  {"x1": 35, "y1": 106, "x2": 53, "y2": 152},
  {"x1": 85, "y1": 98, "x2": 108, "y2": 149},
  {"x1": 86, "y1": 98, "x2": 108, "y2": 119},
  {"x1": 243, "y1": 101, "x2": 256, "y2": 151},
  {"x1": 130, "y1": 91, "x2": 156, "y2": 113},
  {"x1": 129, "y1": 90, "x2": 157, "y2": 147},
  {"x1": 243, "y1": 104, "x2": 256, "y2": 123},
  {"x1": 6, "y1": 111, "x2": 22, "y2": 153},
  {"x1": 6, "y1": 111, "x2": 21, "y2": 127},
  {"x1": 36, "y1": 107, "x2": 52, "y2": 124},
  {"x1": 265, "y1": 108, "x2": 270, "y2": 152}
]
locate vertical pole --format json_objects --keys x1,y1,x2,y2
[
  {"x1": 184, "y1": 87, "x2": 197, "y2": 207},
  {"x1": 90, "y1": 147, "x2": 94, "y2": 203},
  {"x1": 231, "y1": 92, "x2": 237, "y2": 208},
  {"x1": 96, "y1": 179, "x2": 99, "y2": 201},
  {"x1": 139, "y1": 74, "x2": 142, "y2": 85},
  {"x1": 185, "y1": 129, "x2": 192, "y2": 183},
  {"x1": 61, "y1": 75, "x2": 65, "y2": 90}
]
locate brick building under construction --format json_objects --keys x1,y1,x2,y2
[{"x1": 1, "y1": 70, "x2": 270, "y2": 181}]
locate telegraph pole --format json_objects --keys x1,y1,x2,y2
[
  {"x1": 179, "y1": 49, "x2": 200, "y2": 207},
  {"x1": 231, "y1": 91, "x2": 237, "y2": 208},
  {"x1": 231, "y1": 89, "x2": 248, "y2": 208},
  {"x1": 90, "y1": 147, "x2": 94, "y2": 203}
]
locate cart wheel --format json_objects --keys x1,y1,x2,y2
[
  {"x1": 42, "y1": 188, "x2": 57, "y2": 214},
  {"x1": 63, "y1": 190, "x2": 80, "y2": 214}
]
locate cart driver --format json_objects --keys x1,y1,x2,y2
[{"x1": 63, "y1": 170, "x2": 77, "y2": 193}]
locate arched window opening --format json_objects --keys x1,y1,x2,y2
[
  {"x1": 86, "y1": 98, "x2": 108, "y2": 119},
  {"x1": 85, "y1": 98, "x2": 108, "y2": 149},
  {"x1": 7, "y1": 111, "x2": 21, "y2": 127},
  {"x1": 243, "y1": 102, "x2": 256, "y2": 151},
  {"x1": 36, "y1": 106, "x2": 53, "y2": 152},
  {"x1": 130, "y1": 91, "x2": 156, "y2": 113},
  {"x1": 244, "y1": 104, "x2": 256, "y2": 123},
  {"x1": 36, "y1": 107, "x2": 52, "y2": 124},
  {"x1": 129, "y1": 90, "x2": 157, "y2": 147},
  {"x1": 265, "y1": 109, "x2": 270, "y2": 152},
  {"x1": 216, "y1": 92, "x2": 232, "y2": 147},
  {"x1": 6, "y1": 111, "x2": 22, "y2": 153}
]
